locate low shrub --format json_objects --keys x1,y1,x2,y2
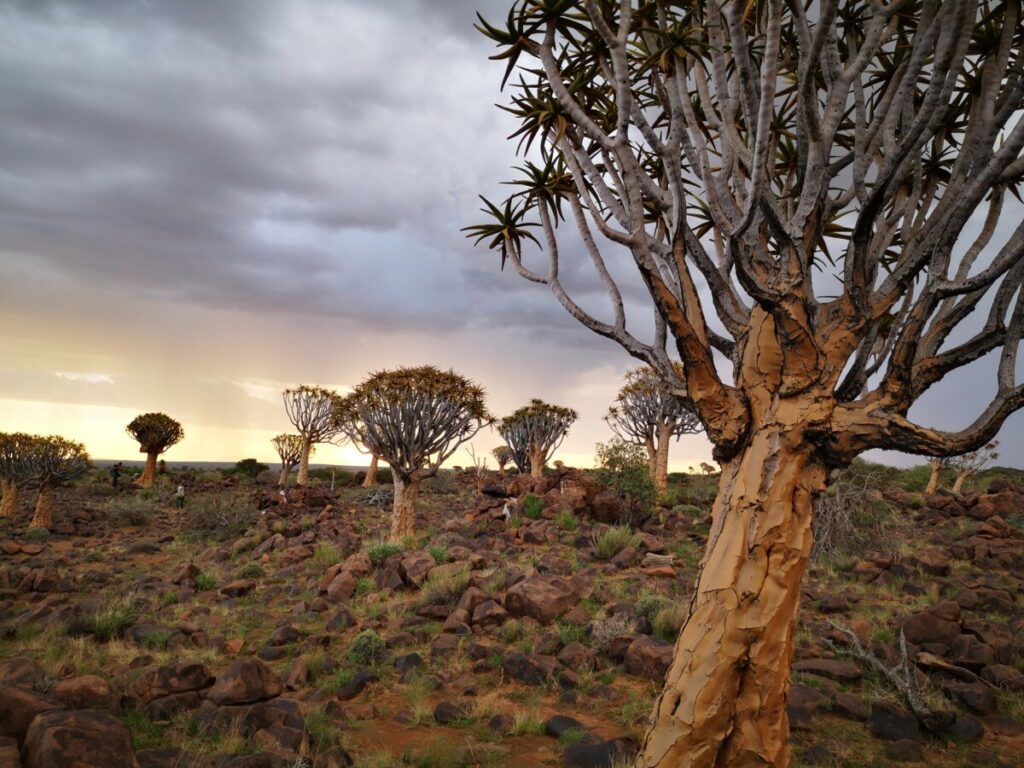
[
  {"x1": 652, "y1": 603, "x2": 689, "y2": 642},
  {"x1": 193, "y1": 572, "x2": 217, "y2": 592},
  {"x1": 554, "y1": 510, "x2": 578, "y2": 530},
  {"x1": 103, "y1": 495, "x2": 157, "y2": 526},
  {"x1": 594, "y1": 526, "x2": 638, "y2": 560},
  {"x1": 522, "y1": 494, "x2": 544, "y2": 520},
  {"x1": 419, "y1": 567, "x2": 471, "y2": 608},
  {"x1": 347, "y1": 630, "x2": 386, "y2": 666},
  {"x1": 179, "y1": 493, "x2": 257, "y2": 542},
  {"x1": 590, "y1": 615, "x2": 637, "y2": 654},
  {"x1": 237, "y1": 563, "x2": 264, "y2": 580},
  {"x1": 312, "y1": 541, "x2": 342, "y2": 568},
  {"x1": 67, "y1": 595, "x2": 138, "y2": 641},
  {"x1": 366, "y1": 539, "x2": 404, "y2": 567}
]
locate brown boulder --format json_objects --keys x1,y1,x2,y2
[
  {"x1": 792, "y1": 658, "x2": 862, "y2": 683},
  {"x1": 207, "y1": 658, "x2": 282, "y2": 706},
  {"x1": 398, "y1": 551, "x2": 436, "y2": 587},
  {"x1": 624, "y1": 636, "x2": 673, "y2": 681},
  {"x1": 504, "y1": 575, "x2": 579, "y2": 624},
  {"x1": 902, "y1": 608, "x2": 960, "y2": 647},
  {"x1": 51, "y1": 675, "x2": 119, "y2": 711},
  {"x1": 125, "y1": 662, "x2": 214, "y2": 706},
  {"x1": 22, "y1": 710, "x2": 140, "y2": 768},
  {"x1": 0, "y1": 685, "x2": 61, "y2": 742}
]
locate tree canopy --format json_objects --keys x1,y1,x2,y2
[
  {"x1": 498, "y1": 398, "x2": 578, "y2": 474},
  {"x1": 126, "y1": 413, "x2": 184, "y2": 455}
]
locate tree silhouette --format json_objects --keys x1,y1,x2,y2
[
  {"x1": 333, "y1": 367, "x2": 489, "y2": 540},
  {"x1": 605, "y1": 366, "x2": 702, "y2": 494},
  {"x1": 126, "y1": 413, "x2": 183, "y2": 488},
  {"x1": 0, "y1": 432, "x2": 40, "y2": 519},
  {"x1": 271, "y1": 433, "x2": 308, "y2": 486},
  {"x1": 282, "y1": 386, "x2": 342, "y2": 486},
  {"x1": 472, "y1": 2, "x2": 1024, "y2": 764},
  {"x1": 24, "y1": 435, "x2": 90, "y2": 529},
  {"x1": 497, "y1": 399, "x2": 577, "y2": 480}
]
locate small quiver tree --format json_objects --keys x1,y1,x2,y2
[
  {"x1": 25, "y1": 436, "x2": 90, "y2": 529},
  {"x1": 0, "y1": 432, "x2": 39, "y2": 518},
  {"x1": 126, "y1": 413, "x2": 183, "y2": 488},
  {"x1": 605, "y1": 366, "x2": 702, "y2": 495},
  {"x1": 282, "y1": 386, "x2": 340, "y2": 486},
  {"x1": 271, "y1": 434, "x2": 307, "y2": 486},
  {"x1": 333, "y1": 366, "x2": 490, "y2": 541},
  {"x1": 950, "y1": 441, "x2": 999, "y2": 493},
  {"x1": 491, "y1": 445, "x2": 513, "y2": 478},
  {"x1": 497, "y1": 399, "x2": 577, "y2": 480},
  {"x1": 472, "y1": 2, "x2": 1024, "y2": 765},
  {"x1": 925, "y1": 457, "x2": 950, "y2": 494}
]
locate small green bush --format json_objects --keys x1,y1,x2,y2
[
  {"x1": 23, "y1": 527, "x2": 49, "y2": 541},
  {"x1": 193, "y1": 572, "x2": 217, "y2": 592},
  {"x1": 594, "y1": 526, "x2": 638, "y2": 560},
  {"x1": 673, "y1": 504, "x2": 703, "y2": 518},
  {"x1": 238, "y1": 563, "x2": 264, "y2": 580},
  {"x1": 652, "y1": 603, "x2": 688, "y2": 642},
  {"x1": 428, "y1": 546, "x2": 447, "y2": 565},
  {"x1": 179, "y1": 493, "x2": 257, "y2": 542},
  {"x1": 419, "y1": 567, "x2": 471, "y2": 608},
  {"x1": 366, "y1": 539, "x2": 404, "y2": 567},
  {"x1": 635, "y1": 594, "x2": 670, "y2": 625},
  {"x1": 312, "y1": 541, "x2": 342, "y2": 568},
  {"x1": 522, "y1": 494, "x2": 544, "y2": 520},
  {"x1": 593, "y1": 438, "x2": 656, "y2": 509},
  {"x1": 72, "y1": 595, "x2": 138, "y2": 641},
  {"x1": 347, "y1": 630, "x2": 386, "y2": 665},
  {"x1": 103, "y1": 495, "x2": 157, "y2": 526},
  {"x1": 554, "y1": 510, "x2": 578, "y2": 530}
]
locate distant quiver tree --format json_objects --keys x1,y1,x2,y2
[
  {"x1": 282, "y1": 386, "x2": 340, "y2": 486},
  {"x1": 25, "y1": 436, "x2": 90, "y2": 529},
  {"x1": 333, "y1": 366, "x2": 490, "y2": 540},
  {"x1": 497, "y1": 399, "x2": 577, "y2": 480},
  {"x1": 0, "y1": 432, "x2": 38, "y2": 518},
  {"x1": 126, "y1": 413, "x2": 183, "y2": 488},
  {"x1": 271, "y1": 433, "x2": 308, "y2": 486}
]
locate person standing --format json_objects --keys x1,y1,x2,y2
[
  {"x1": 174, "y1": 483, "x2": 185, "y2": 509},
  {"x1": 109, "y1": 463, "x2": 121, "y2": 488}
]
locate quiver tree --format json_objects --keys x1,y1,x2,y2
[
  {"x1": 497, "y1": 399, "x2": 577, "y2": 480},
  {"x1": 332, "y1": 366, "x2": 490, "y2": 540},
  {"x1": 925, "y1": 457, "x2": 950, "y2": 494},
  {"x1": 282, "y1": 386, "x2": 341, "y2": 485},
  {"x1": 126, "y1": 413, "x2": 183, "y2": 488},
  {"x1": 492, "y1": 445, "x2": 513, "y2": 477},
  {"x1": 950, "y1": 441, "x2": 999, "y2": 493},
  {"x1": 362, "y1": 454, "x2": 380, "y2": 487},
  {"x1": 271, "y1": 434, "x2": 307, "y2": 485},
  {"x1": 471, "y1": 2, "x2": 1024, "y2": 765},
  {"x1": 25, "y1": 436, "x2": 90, "y2": 529},
  {"x1": 0, "y1": 432, "x2": 38, "y2": 518},
  {"x1": 605, "y1": 366, "x2": 702, "y2": 495}
]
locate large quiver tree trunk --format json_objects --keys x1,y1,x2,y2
[
  {"x1": 30, "y1": 483, "x2": 55, "y2": 529},
  {"x1": 638, "y1": 408, "x2": 827, "y2": 768},
  {"x1": 529, "y1": 449, "x2": 545, "y2": 480},
  {"x1": 137, "y1": 452, "x2": 159, "y2": 488},
  {"x1": 653, "y1": 423, "x2": 672, "y2": 497},
  {"x1": 362, "y1": 454, "x2": 379, "y2": 487},
  {"x1": 296, "y1": 439, "x2": 313, "y2": 486},
  {"x1": 390, "y1": 474, "x2": 420, "y2": 541},
  {"x1": 0, "y1": 478, "x2": 16, "y2": 518}
]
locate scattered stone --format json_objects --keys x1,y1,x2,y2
[
  {"x1": 51, "y1": 675, "x2": 119, "y2": 711},
  {"x1": 505, "y1": 575, "x2": 579, "y2": 624},
  {"x1": 433, "y1": 701, "x2": 472, "y2": 725},
  {"x1": 0, "y1": 684, "x2": 61, "y2": 742},
  {"x1": 545, "y1": 714, "x2": 587, "y2": 738},
  {"x1": 947, "y1": 713, "x2": 984, "y2": 744},
  {"x1": 563, "y1": 737, "x2": 637, "y2": 768},
  {"x1": 883, "y1": 739, "x2": 923, "y2": 763},
  {"x1": 207, "y1": 658, "x2": 282, "y2": 706},
  {"x1": 624, "y1": 636, "x2": 673, "y2": 681},
  {"x1": 22, "y1": 710, "x2": 138, "y2": 768},
  {"x1": 502, "y1": 651, "x2": 556, "y2": 686},
  {"x1": 792, "y1": 659, "x2": 862, "y2": 683},
  {"x1": 868, "y1": 703, "x2": 921, "y2": 743},
  {"x1": 219, "y1": 580, "x2": 256, "y2": 598}
]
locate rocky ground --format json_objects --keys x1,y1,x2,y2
[{"x1": 0, "y1": 465, "x2": 1023, "y2": 768}]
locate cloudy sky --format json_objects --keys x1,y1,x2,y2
[{"x1": 1, "y1": 0, "x2": 1020, "y2": 470}]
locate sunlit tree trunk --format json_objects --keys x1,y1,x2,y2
[
  {"x1": 362, "y1": 454, "x2": 379, "y2": 487},
  {"x1": 926, "y1": 460, "x2": 942, "y2": 494},
  {"x1": 390, "y1": 474, "x2": 420, "y2": 541},
  {"x1": 0, "y1": 478, "x2": 17, "y2": 518},
  {"x1": 653, "y1": 423, "x2": 672, "y2": 497},
  {"x1": 296, "y1": 439, "x2": 313, "y2": 486},
  {"x1": 638, "y1": 416, "x2": 826, "y2": 768},
  {"x1": 952, "y1": 470, "x2": 970, "y2": 494},
  {"x1": 529, "y1": 449, "x2": 545, "y2": 480},
  {"x1": 30, "y1": 484, "x2": 55, "y2": 529},
  {"x1": 278, "y1": 464, "x2": 292, "y2": 486},
  {"x1": 137, "y1": 452, "x2": 158, "y2": 488}
]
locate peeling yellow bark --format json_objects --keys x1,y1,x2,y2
[
  {"x1": 0, "y1": 478, "x2": 17, "y2": 518},
  {"x1": 296, "y1": 439, "x2": 313, "y2": 486},
  {"x1": 136, "y1": 452, "x2": 159, "y2": 488},
  {"x1": 30, "y1": 484, "x2": 54, "y2": 529},
  {"x1": 390, "y1": 475, "x2": 420, "y2": 541},
  {"x1": 926, "y1": 461, "x2": 942, "y2": 494},
  {"x1": 363, "y1": 455, "x2": 379, "y2": 488},
  {"x1": 530, "y1": 449, "x2": 546, "y2": 480}
]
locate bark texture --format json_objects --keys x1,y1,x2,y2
[
  {"x1": 653, "y1": 423, "x2": 672, "y2": 496},
  {"x1": 529, "y1": 449, "x2": 545, "y2": 480},
  {"x1": 277, "y1": 465, "x2": 291, "y2": 486},
  {"x1": 390, "y1": 475, "x2": 420, "y2": 541},
  {"x1": 638, "y1": 416, "x2": 826, "y2": 767},
  {"x1": 953, "y1": 472, "x2": 969, "y2": 494},
  {"x1": 0, "y1": 478, "x2": 16, "y2": 518},
  {"x1": 926, "y1": 462, "x2": 942, "y2": 494},
  {"x1": 296, "y1": 439, "x2": 313, "y2": 486},
  {"x1": 137, "y1": 452, "x2": 158, "y2": 488},
  {"x1": 362, "y1": 455, "x2": 379, "y2": 487},
  {"x1": 30, "y1": 484, "x2": 54, "y2": 529}
]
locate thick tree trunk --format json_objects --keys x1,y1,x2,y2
[
  {"x1": 926, "y1": 462, "x2": 942, "y2": 494},
  {"x1": 137, "y1": 452, "x2": 158, "y2": 488},
  {"x1": 637, "y1": 424, "x2": 826, "y2": 768},
  {"x1": 0, "y1": 478, "x2": 17, "y2": 518},
  {"x1": 362, "y1": 455, "x2": 379, "y2": 487},
  {"x1": 952, "y1": 471, "x2": 969, "y2": 494},
  {"x1": 30, "y1": 484, "x2": 55, "y2": 529},
  {"x1": 653, "y1": 424, "x2": 672, "y2": 497},
  {"x1": 278, "y1": 463, "x2": 292, "y2": 486},
  {"x1": 645, "y1": 437, "x2": 658, "y2": 483},
  {"x1": 530, "y1": 449, "x2": 545, "y2": 480},
  {"x1": 390, "y1": 474, "x2": 420, "y2": 541},
  {"x1": 297, "y1": 438, "x2": 313, "y2": 486}
]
